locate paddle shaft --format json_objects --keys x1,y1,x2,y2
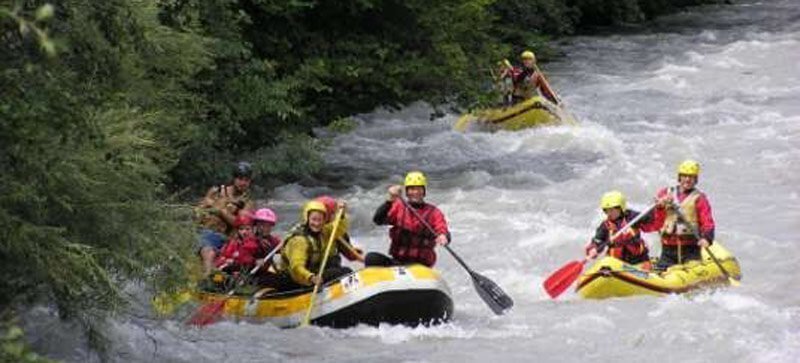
[
  {"x1": 249, "y1": 237, "x2": 285, "y2": 275},
  {"x1": 397, "y1": 197, "x2": 513, "y2": 314},
  {"x1": 607, "y1": 204, "x2": 657, "y2": 243},
  {"x1": 302, "y1": 208, "x2": 345, "y2": 326},
  {"x1": 670, "y1": 205, "x2": 738, "y2": 284}
]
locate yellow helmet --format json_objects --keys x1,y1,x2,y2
[
  {"x1": 301, "y1": 200, "x2": 327, "y2": 223},
  {"x1": 404, "y1": 171, "x2": 427, "y2": 188},
  {"x1": 677, "y1": 159, "x2": 700, "y2": 177},
  {"x1": 600, "y1": 190, "x2": 626, "y2": 211},
  {"x1": 520, "y1": 50, "x2": 536, "y2": 62}
]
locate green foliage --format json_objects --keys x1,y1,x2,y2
[
  {"x1": 1, "y1": 314, "x2": 54, "y2": 363},
  {"x1": 0, "y1": 0, "x2": 198, "y2": 323},
  {"x1": 327, "y1": 117, "x2": 359, "y2": 134}
]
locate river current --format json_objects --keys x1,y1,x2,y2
[{"x1": 24, "y1": 0, "x2": 800, "y2": 361}]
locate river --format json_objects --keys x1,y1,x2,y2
[{"x1": 24, "y1": 0, "x2": 800, "y2": 361}]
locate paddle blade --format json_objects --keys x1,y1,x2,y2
[
  {"x1": 470, "y1": 271, "x2": 514, "y2": 315},
  {"x1": 186, "y1": 300, "x2": 226, "y2": 327},
  {"x1": 543, "y1": 260, "x2": 586, "y2": 299}
]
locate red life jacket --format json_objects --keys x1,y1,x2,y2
[
  {"x1": 386, "y1": 200, "x2": 448, "y2": 267},
  {"x1": 605, "y1": 216, "x2": 649, "y2": 264},
  {"x1": 216, "y1": 236, "x2": 261, "y2": 269}
]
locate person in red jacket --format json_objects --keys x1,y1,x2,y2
[
  {"x1": 369, "y1": 171, "x2": 450, "y2": 267},
  {"x1": 584, "y1": 191, "x2": 666, "y2": 270},
  {"x1": 654, "y1": 159, "x2": 716, "y2": 270},
  {"x1": 215, "y1": 213, "x2": 261, "y2": 273},
  {"x1": 498, "y1": 50, "x2": 559, "y2": 105}
]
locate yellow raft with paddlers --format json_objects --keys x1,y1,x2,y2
[
  {"x1": 575, "y1": 242, "x2": 741, "y2": 299},
  {"x1": 454, "y1": 95, "x2": 577, "y2": 132},
  {"x1": 159, "y1": 264, "x2": 454, "y2": 328}
]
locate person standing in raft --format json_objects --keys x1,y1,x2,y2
[
  {"x1": 653, "y1": 159, "x2": 716, "y2": 270},
  {"x1": 194, "y1": 161, "x2": 256, "y2": 275},
  {"x1": 277, "y1": 200, "x2": 353, "y2": 290},
  {"x1": 368, "y1": 171, "x2": 450, "y2": 267},
  {"x1": 499, "y1": 50, "x2": 559, "y2": 105},
  {"x1": 584, "y1": 191, "x2": 667, "y2": 270}
]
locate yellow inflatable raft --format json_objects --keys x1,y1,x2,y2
[
  {"x1": 164, "y1": 265, "x2": 453, "y2": 328},
  {"x1": 454, "y1": 96, "x2": 576, "y2": 132},
  {"x1": 575, "y1": 242, "x2": 741, "y2": 299}
]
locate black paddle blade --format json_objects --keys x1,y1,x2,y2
[{"x1": 471, "y1": 271, "x2": 514, "y2": 315}]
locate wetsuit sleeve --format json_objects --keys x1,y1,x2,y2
[
  {"x1": 635, "y1": 207, "x2": 666, "y2": 232},
  {"x1": 696, "y1": 194, "x2": 715, "y2": 242},
  {"x1": 284, "y1": 236, "x2": 313, "y2": 286},
  {"x1": 337, "y1": 233, "x2": 362, "y2": 261},
  {"x1": 428, "y1": 207, "x2": 450, "y2": 242},
  {"x1": 591, "y1": 223, "x2": 610, "y2": 253},
  {"x1": 373, "y1": 200, "x2": 393, "y2": 225}
]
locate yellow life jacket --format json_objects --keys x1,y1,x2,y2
[
  {"x1": 279, "y1": 223, "x2": 339, "y2": 284},
  {"x1": 661, "y1": 187, "x2": 701, "y2": 238}
]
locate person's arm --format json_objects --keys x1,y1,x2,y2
[
  {"x1": 284, "y1": 236, "x2": 314, "y2": 286},
  {"x1": 428, "y1": 207, "x2": 451, "y2": 245},
  {"x1": 695, "y1": 194, "x2": 715, "y2": 243},
  {"x1": 591, "y1": 223, "x2": 611, "y2": 252},
  {"x1": 536, "y1": 73, "x2": 559, "y2": 104},
  {"x1": 324, "y1": 213, "x2": 349, "y2": 243},
  {"x1": 634, "y1": 207, "x2": 666, "y2": 233}
]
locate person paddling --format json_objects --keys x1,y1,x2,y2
[
  {"x1": 277, "y1": 200, "x2": 353, "y2": 290},
  {"x1": 501, "y1": 50, "x2": 559, "y2": 105},
  {"x1": 368, "y1": 171, "x2": 450, "y2": 267},
  {"x1": 654, "y1": 160, "x2": 716, "y2": 269},
  {"x1": 584, "y1": 191, "x2": 667, "y2": 270}
]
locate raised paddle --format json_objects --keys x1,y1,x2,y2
[
  {"x1": 532, "y1": 63, "x2": 563, "y2": 106},
  {"x1": 543, "y1": 203, "x2": 658, "y2": 299},
  {"x1": 671, "y1": 206, "x2": 740, "y2": 287},
  {"x1": 398, "y1": 198, "x2": 514, "y2": 315},
  {"x1": 187, "y1": 238, "x2": 285, "y2": 326},
  {"x1": 301, "y1": 207, "x2": 345, "y2": 326}
]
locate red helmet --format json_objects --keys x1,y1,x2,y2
[
  {"x1": 233, "y1": 213, "x2": 254, "y2": 228},
  {"x1": 253, "y1": 208, "x2": 277, "y2": 224},
  {"x1": 315, "y1": 195, "x2": 336, "y2": 216}
]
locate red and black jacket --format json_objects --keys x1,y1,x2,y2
[{"x1": 373, "y1": 199, "x2": 449, "y2": 267}]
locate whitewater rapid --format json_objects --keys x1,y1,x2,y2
[{"x1": 25, "y1": 0, "x2": 799, "y2": 361}]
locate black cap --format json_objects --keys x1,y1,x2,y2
[{"x1": 233, "y1": 161, "x2": 253, "y2": 178}]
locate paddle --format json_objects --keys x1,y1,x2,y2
[
  {"x1": 543, "y1": 203, "x2": 658, "y2": 299},
  {"x1": 532, "y1": 64, "x2": 562, "y2": 106},
  {"x1": 398, "y1": 198, "x2": 514, "y2": 315},
  {"x1": 671, "y1": 206, "x2": 740, "y2": 287},
  {"x1": 301, "y1": 208, "x2": 345, "y2": 326},
  {"x1": 186, "y1": 238, "x2": 286, "y2": 327}
]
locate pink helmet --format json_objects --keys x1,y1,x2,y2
[
  {"x1": 315, "y1": 195, "x2": 336, "y2": 216},
  {"x1": 253, "y1": 208, "x2": 277, "y2": 224}
]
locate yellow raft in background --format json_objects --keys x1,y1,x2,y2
[
  {"x1": 158, "y1": 265, "x2": 453, "y2": 328},
  {"x1": 576, "y1": 242, "x2": 741, "y2": 299},
  {"x1": 454, "y1": 96, "x2": 577, "y2": 132}
]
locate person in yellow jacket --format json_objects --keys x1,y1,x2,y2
[{"x1": 278, "y1": 200, "x2": 353, "y2": 290}]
